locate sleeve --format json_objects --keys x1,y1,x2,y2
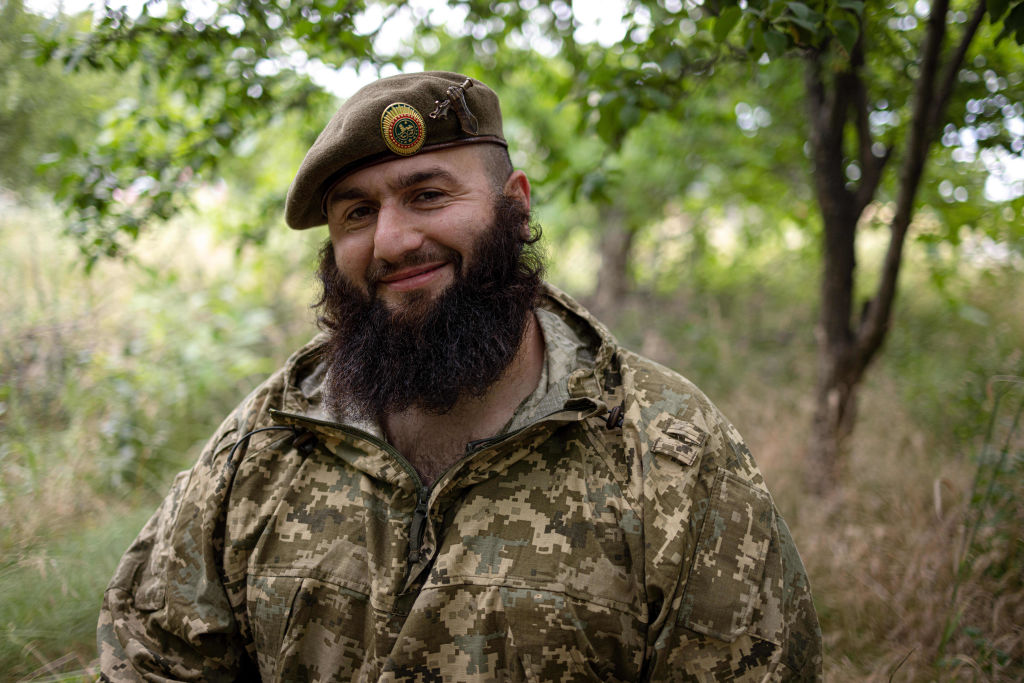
[
  {"x1": 639, "y1": 419, "x2": 822, "y2": 681},
  {"x1": 97, "y1": 419, "x2": 258, "y2": 682}
]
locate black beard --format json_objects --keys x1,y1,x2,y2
[{"x1": 314, "y1": 195, "x2": 544, "y2": 420}]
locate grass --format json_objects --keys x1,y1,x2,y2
[
  {"x1": 0, "y1": 507, "x2": 152, "y2": 681},
  {"x1": 0, "y1": 197, "x2": 321, "y2": 678},
  {"x1": 1, "y1": 194, "x2": 1022, "y2": 679}
]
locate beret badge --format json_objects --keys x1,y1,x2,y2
[{"x1": 380, "y1": 102, "x2": 426, "y2": 156}]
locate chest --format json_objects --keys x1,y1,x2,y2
[
  {"x1": 386, "y1": 412, "x2": 514, "y2": 487},
  {"x1": 235, "y1": 435, "x2": 647, "y2": 682},
  {"x1": 392, "y1": 431, "x2": 469, "y2": 487}
]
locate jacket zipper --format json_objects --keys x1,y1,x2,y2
[
  {"x1": 268, "y1": 410, "x2": 431, "y2": 566},
  {"x1": 269, "y1": 400, "x2": 603, "y2": 569},
  {"x1": 406, "y1": 495, "x2": 429, "y2": 564}
]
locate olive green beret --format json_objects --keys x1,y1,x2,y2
[{"x1": 285, "y1": 71, "x2": 506, "y2": 229}]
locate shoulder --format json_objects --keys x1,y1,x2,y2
[
  {"x1": 612, "y1": 347, "x2": 764, "y2": 489},
  {"x1": 146, "y1": 334, "x2": 329, "y2": 540}
]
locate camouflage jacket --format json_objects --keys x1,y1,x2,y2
[{"x1": 98, "y1": 285, "x2": 822, "y2": 682}]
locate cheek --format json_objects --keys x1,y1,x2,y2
[
  {"x1": 330, "y1": 233, "x2": 373, "y2": 280},
  {"x1": 434, "y1": 210, "x2": 489, "y2": 252}
]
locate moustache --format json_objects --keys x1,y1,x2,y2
[{"x1": 365, "y1": 243, "x2": 463, "y2": 293}]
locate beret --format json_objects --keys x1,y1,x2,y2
[{"x1": 285, "y1": 71, "x2": 506, "y2": 229}]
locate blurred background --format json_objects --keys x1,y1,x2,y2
[{"x1": 1, "y1": 0, "x2": 1022, "y2": 679}]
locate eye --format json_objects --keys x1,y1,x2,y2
[
  {"x1": 413, "y1": 189, "x2": 444, "y2": 203},
  {"x1": 328, "y1": 203, "x2": 376, "y2": 230},
  {"x1": 347, "y1": 204, "x2": 376, "y2": 220}
]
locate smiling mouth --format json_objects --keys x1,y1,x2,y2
[{"x1": 377, "y1": 262, "x2": 451, "y2": 292}]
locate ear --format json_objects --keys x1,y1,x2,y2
[{"x1": 503, "y1": 170, "x2": 531, "y2": 212}]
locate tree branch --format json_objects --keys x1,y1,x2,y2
[
  {"x1": 851, "y1": 63, "x2": 891, "y2": 214},
  {"x1": 857, "y1": 0, "x2": 953, "y2": 363},
  {"x1": 806, "y1": 53, "x2": 859, "y2": 348},
  {"x1": 929, "y1": 0, "x2": 987, "y2": 137},
  {"x1": 805, "y1": 54, "x2": 855, "y2": 217}
]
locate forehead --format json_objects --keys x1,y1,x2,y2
[{"x1": 328, "y1": 145, "x2": 490, "y2": 199}]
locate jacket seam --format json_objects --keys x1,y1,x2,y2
[{"x1": 420, "y1": 576, "x2": 646, "y2": 621}]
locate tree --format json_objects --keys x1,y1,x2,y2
[
  {"x1": 433, "y1": 0, "x2": 1024, "y2": 491},
  {"x1": 34, "y1": 0, "x2": 394, "y2": 266},
  {"x1": 798, "y1": 0, "x2": 1024, "y2": 491},
  {"x1": 0, "y1": 0, "x2": 122, "y2": 195},
  {"x1": 411, "y1": 24, "x2": 815, "y2": 321},
  {"x1": 41, "y1": 0, "x2": 1024, "y2": 491}
]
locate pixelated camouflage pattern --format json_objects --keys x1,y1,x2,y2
[{"x1": 98, "y1": 283, "x2": 822, "y2": 681}]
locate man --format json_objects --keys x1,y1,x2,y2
[{"x1": 99, "y1": 71, "x2": 822, "y2": 681}]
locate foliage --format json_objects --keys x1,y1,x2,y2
[
  {"x1": 38, "y1": 1, "x2": 1023, "y2": 257},
  {"x1": 35, "y1": 0, "x2": 362, "y2": 265},
  {"x1": 6, "y1": 0, "x2": 1024, "y2": 675},
  {"x1": 0, "y1": 0, "x2": 121, "y2": 194},
  {"x1": 0, "y1": 198, "x2": 320, "y2": 544},
  {"x1": 0, "y1": 196, "x2": 321, "y2": 675},
  {"x1": 0, "y1": 508, "x2": 152, "y2": 680},
  {"x1": 938, "y1": 377, "x2": 1024, "y2": 678}
]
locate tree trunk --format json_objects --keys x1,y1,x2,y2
[
  {"x1": 808, "y1": 336, "x2": 863, "y2": 493},
  {"x1": 801, "y1": 0, "x2": 984, "y2": 494},
  {"x1": 590, "y1": 207, "x2": 635, "y2": 324},
  {"x1": 807, "y1": 202, "x2": 866, "y2": 492}
]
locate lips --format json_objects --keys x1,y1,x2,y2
[{"x1": 378, "y1": 262, "x2": 451, "y2": 292}]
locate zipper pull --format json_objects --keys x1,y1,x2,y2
[
  {"x1": 293, "y1": 429, "x2": 318, "y2": 456},
  {"x1": 407, "y1": 492, "x2": 429, "y2": 565}
]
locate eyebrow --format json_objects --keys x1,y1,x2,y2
[
  {"x1": 392, "y1": 168, "x2": 457, "y2": 191},
  {"x1": 327, "y1": 167, "x2": 458, "y2": 208}
]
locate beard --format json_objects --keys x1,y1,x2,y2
[{"x1": 314, "y1": 194, "x2": 545, "y2": 420}]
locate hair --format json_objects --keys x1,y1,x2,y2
[{"x1": 480, "y1": 143, "x2": 514, "y2": 191}]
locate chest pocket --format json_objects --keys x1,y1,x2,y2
[{"x1": 676, "y1": 469, "x2": 773, "y2": 642}]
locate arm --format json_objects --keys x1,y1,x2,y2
[
  {"x1": 97, "y1": 423, "x2": 256, "y2": 682},
  {"x1": 631, "y1": 389, "x2": 822, "y2": 680},
  {"x1": 645, "y1": 474, "x2": 822, "y2": 680}
]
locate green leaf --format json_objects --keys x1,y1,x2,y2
[
  {"x1": 833, "y1": 18, "x2": 858, "y2": 54},
  {"x1": 787, "y1": 2, "x2": 816, "y2": 21},
  {"x1": 782, "y1": 0, "x2": 826, "y2": 37},
  {"x1": 988, "y1": 0, "x2": 1012, "y2": 22},
  {"x1": 714, "y1": 6, "x2": 743, "y2": 43},
  {"x1": 777, "y1": 15, "x2": 821, "y2": 32},
  {"x1": 764, "y1": 28, "x2": 789, "y2": 56},
  {"x1": 596, "y1": 99, "x2": 624, "y2": 145},
  {"x1": 836, "y1": 0, "x2": 866, "y2": 14},
  {"x1": 619, "y1": 103, "x2": 642, "y2": 130},
  {"x1": 995, "y1": 2, "x2": 1024, "y2": 44},
  {"x1": 766, "y1": 0, "x2": 789, "y2": 21},
  {"x1": 750, "y1": 22, "x2": 768, "y2": 54}
]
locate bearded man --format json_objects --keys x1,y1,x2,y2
[{"x1": 99, "y1": 72, "x2": 822, "y2": 681}]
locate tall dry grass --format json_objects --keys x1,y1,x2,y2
[{"x1": 0, "y1": 198, "x2": 322, "y2": 678}]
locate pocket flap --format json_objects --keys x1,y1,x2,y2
[{"x1": 677, "y1": 470, "x2": 772, "y2": 641}]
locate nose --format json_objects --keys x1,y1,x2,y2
[{"x1": 372, "y1": 202, "x2": 424, "y2": 263}]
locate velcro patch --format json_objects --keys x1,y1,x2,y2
[{"x1": 653, "y1": 420, "x2": 708, "y2": 466}]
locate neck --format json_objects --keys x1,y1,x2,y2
[{"x1": 382, "y1": 310, "x2": 545, "y2": 485}]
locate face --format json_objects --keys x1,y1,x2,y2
[
  {"x1": 314, "y1": 191, "x2": 544, "y2": 419},
  {"x1": 324, "y1": 144, "x2": 531, "y2": 314}
]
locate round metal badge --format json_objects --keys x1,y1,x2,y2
[{"x1": 381, "y1": 103, "x2": 426, "y2": 156}]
